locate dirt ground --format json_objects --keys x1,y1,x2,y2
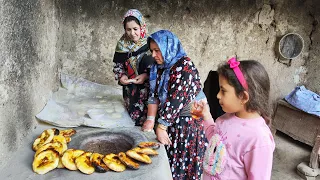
[{"x1": 272, "y1": 131, "x2": 320, "y2": 180}]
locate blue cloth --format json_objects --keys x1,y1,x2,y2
[
  {"x1": 285, "y1": 86, "x2": 320, "y2": 117},
  {"x1": 148, "y1": 30, "x2": 187, "y2": 108}
]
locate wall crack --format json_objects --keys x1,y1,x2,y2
[{"x1": 308, "y1": 12, "x2": 318, "y2": 51}]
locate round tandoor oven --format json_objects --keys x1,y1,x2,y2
[
  {"x1": 67, "y1": 128, "x2": 148, "y2": 154},
  {"x1": 80, "y1": 133, "x2": 134, "y2": 154}
]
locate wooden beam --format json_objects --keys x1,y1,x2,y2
[{"x1": 309, "y1": 134, "x2": 320, "y2": 169}]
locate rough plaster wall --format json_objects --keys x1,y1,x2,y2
[
  {"x1": 56, "y1": 0, "x2": 320, "y2": 105},
  {"x1": 271, "y1": 0, "x2": 320, "y2": 96},
  {"x1": 305, "y1": 9, "x2": 320, "y2": 94},
  {"x1": 0, "y1": 0, "x2": 317, "y2": 171},
  {"x1": 55, "y1": 0, "x2": 121, "y2": 85},
  {"x1": 0, "y1": 0, "x2": 59, "y2": 167}
]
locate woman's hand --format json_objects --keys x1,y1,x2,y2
[
  {"x1": 120, "y1": 75, "x2": 130, "y2": 85},
  {"x1": 142, "y1": 120, "x2": 155, "y2": 132},
  {"x1": 191, "y1": 99, "x2": 212, "y2": 120},
  {"x1": 143, "y1": 104, "x2": 158, "y2": 131},
  {"x1": 133, "y1": 73, "x2": 148, "y2": 84},
  {"x1": 156, "y1": 127, "x2": 172, "y2": 145}
]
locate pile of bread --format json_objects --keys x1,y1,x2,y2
[{"x1": 32, "y1": 128, "x2": 159, "y2": 175}]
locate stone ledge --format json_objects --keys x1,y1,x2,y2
[{"x1": 0, "y1": 123, "x2": 172, "y2": 180}]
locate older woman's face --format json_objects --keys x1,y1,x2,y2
[{"x1": 150, "y1": 40, "x2": 164, "y2": 65}]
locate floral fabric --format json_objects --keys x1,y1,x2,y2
[
  {"x1": 112, "y1": 9, "x2": 153, "y2": 125},
  {"x1": 154, "y1": 57, "x2": 207, "y2": 180}
]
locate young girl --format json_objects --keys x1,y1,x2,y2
[
  {"x1": 192, "y1": 57, "x2": 275, "y2": 180},
  {"x1": 113, "y1": 9, "x2": 154, "y2": 126}
]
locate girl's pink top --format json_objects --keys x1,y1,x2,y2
[{"x1": 203, "y1": 113, "x2": 275, "y2": 180}]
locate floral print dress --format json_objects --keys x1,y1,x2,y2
[
  {"x1": 155, "y1": 57, "x2": 207, "y2": 180},
  {"x1": 113, "y1": 9, "x2": 153, "y2": 126},
  {"x1": 113, "y1": 54, "x2": 153, "y2": 126}
]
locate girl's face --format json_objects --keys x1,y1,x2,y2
[
  {"x1": 149, "y1": 40, "x2": 164, "y2": 65},
  {"x1": 217, "y1": 75, "x2": 244, "y2": 113},
  {"x1": 125, "y1": 20, "x2": 141, "y2": 43}
]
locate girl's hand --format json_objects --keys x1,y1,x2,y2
[
  {"x1": 120, "y1": 75, "x2": 130, "y2": 85},
  {"x1": 142, "y1": 120, "x2": 155, "y2": 132},
  {"x1": 133, "y1": 73, "x2": 148, "y2": 84},
  {"x1": 191, "y1": 100, "x2": 212, "y2": 120},
  {"x1": 156, "y1": 127, "x2": 171, "y2": 145}
]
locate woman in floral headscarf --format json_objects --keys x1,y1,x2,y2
[
  {"x1": 142, "y1": 30, "x2": 207, "y2": 180},
  {"x1": 113, "y1": 9, "x2": 154, "y2": 126}
]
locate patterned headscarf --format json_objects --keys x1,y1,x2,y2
[
  {"x1": 122, "y1": 9, "x2": 147, "y2": 39},
  {"x1": 148, "y1": 30, "x2": 187, "y2": 108},
  {"x1": 115, "y1": 9, "x2": 148, "y2": 75},
  {"x1": 115, "y1": 9, "x2": 147, "y2": 54}
]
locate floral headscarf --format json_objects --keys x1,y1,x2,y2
[
  {"x1": 114, "y1": 9, "x2": 148, "y2": 76},
  {"x1": 122, "y1": 9, "x2": 147, "y2": 39},
  {"x1": 148, "y1": 30, "x2": 187, "y2": 108},
  {"x1": 115, "y1": 9, "x2": 147, "y2": 54}
]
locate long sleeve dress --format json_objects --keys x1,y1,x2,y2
[
  {"x1": 153, "y1": 57, "x2": 207, "y2": 180},
  {"x1": 113, "y1": 44, "x2": 154, "y2": 126},
  {"x1": 202, "y1": 113, "x2": 275, "y2": 180}
]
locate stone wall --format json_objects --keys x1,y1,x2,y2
[
  {"x1": 55, "y1": 0, "x2": 320, "y2": 101},
  {"x1": 305, "y1": 8, "x2": 320, "y2": 94},
  {"x1": 0, "y1": 0, "x2": 59, "y2": 167},
  {"x1": 0, "y1": 0, "x2": 319, "y2": 168}
]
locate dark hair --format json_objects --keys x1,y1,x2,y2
[
  {"x1": 123, "y1": 16, "x2": 140, "y2": 29},
  {"x1": 217, "y1": 60, "x2": 271, "y2": 125},
  {"x1": 147, "y1": 38, "x2": 155, "y2": 48}
]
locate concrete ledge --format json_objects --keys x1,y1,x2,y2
[{"x1": 0, "y1": 123, "x2": 172, "y2": 180}]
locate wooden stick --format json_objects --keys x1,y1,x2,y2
[{"x1": 309, "y1": 135, "x2": 320, "y2": 169}]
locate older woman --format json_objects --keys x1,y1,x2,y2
[
  {"x1": 113, "y1": 9, "x2": 154, "y2": 126},
  {"x1": 142, "y1": 30, "x2": 207, "y2": 180}
]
